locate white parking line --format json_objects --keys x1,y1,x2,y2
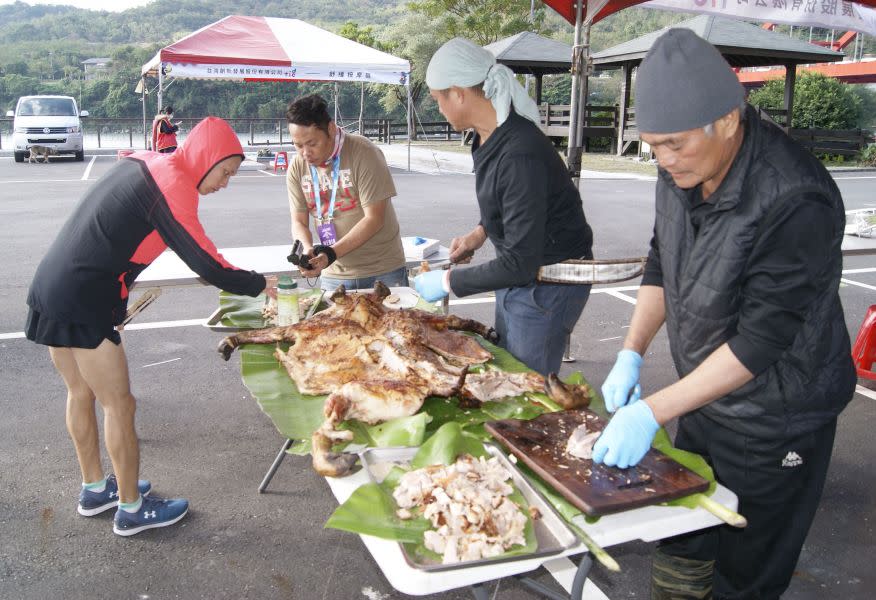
[
  {"x1": 855, "y1": 385, "x2": 876, "y2": 401},
  {"x1": 602, "y1": 290, "x2": 638, "y2": 305},
  {"x1": 842, "y1": 268, "x2": 876, "y2": 275},
  {"x1": 81, "y1": 155, "x2": 97, "y2": 180},
  {"x1": 0, "y1": 178, "x2": 92, "y2": 184},
  {"x1": 841, "y1": 278, "x2": 876, "y2": 291}
]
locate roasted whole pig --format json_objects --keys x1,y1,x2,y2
[{"x1": 217, "y1": 282, "x2": 592, "y2": 476}]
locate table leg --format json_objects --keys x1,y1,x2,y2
[
  {"x1": 570, "y1": 555, "x2": 594, "y2": 599},
  {"x1": 258, "y1": 438, "x2": 293, "y2": 493},
  {"x1": 562, "y1": 333, "x2": 575, "y2": 362},
  {"x1": 468, "y1": 582, "x2": 492, "y2": 600},
  {"x1": 515, "y1": 554, "x2": 595, "y2": 599}
]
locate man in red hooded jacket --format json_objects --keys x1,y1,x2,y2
[{"x1": 25, "y1": 117, "x2": 270, "y2": 536}]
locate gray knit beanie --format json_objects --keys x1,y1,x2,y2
[{"x1": 635, "y1": 28, "x2": 744, "y2": 134}]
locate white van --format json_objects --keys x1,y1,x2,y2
[{"x1": 6, "y1": 95, "x2": 88, "y2": 162}]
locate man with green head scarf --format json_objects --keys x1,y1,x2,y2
[{"x1": 414, "y1": 38, "x2": 594, "y2": 376}]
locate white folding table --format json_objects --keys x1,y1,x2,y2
[
  {"x1": 134, "y1": 244, "x2": 450, "y2": 289},
  {"x1": 325, "y1": 469, "x2": 738, "y2": 599}
]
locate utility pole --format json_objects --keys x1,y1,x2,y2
[{"x1": 525, "y1": 0, "x2": 535, "y2": 94}]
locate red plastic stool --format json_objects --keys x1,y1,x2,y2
[
  {"x1": 852, "y1": 304, "x2": 876, "y2": 380},
  {"x1": 117, "y1": 149, "x2": 135, "y2": 160},
  {"x1": 273, "y1": 151, "x2": 288, "y2": 173}
]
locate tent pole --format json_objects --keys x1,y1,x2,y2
[
  {"x1": 567, "y1": 0, "x2": 587, "y2": 184},
  {"x1": 334, "y1": 82, "x2": 339, "y2": 123},
  {"x1": 406, "y1": 81, "x2": 411, "y2": 173},
  {"x1": 158, "y1": 65, "x2": 164, "y2": 113},
  {"x1": 359, "y1": 81, "x2": 365, "y2": 135},
  {"x1": 142, "y1": 75, "x2": 147, "y2": 149}
]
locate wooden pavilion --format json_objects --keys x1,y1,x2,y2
[{"x1": 591, "y1": 15, "x2": 843, "y2": 154}]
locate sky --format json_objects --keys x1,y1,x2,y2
[{"x1": 0, "y1": 0, "x2": 156, "y2": 12}]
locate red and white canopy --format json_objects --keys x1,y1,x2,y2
[{"x1": 142, "y1": 15, "x2": 411, "y2": 86}]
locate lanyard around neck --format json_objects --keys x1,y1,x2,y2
[{"x1": 310, "y1": 155, "x2": 341, "y2": 223}]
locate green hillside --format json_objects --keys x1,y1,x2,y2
[{"x1": 0, "y1": 1, "x2": 871, "y2": 127}]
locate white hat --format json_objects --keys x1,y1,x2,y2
[{"x1": 426, "y1": 37, "x2": 541, "y2": 128}]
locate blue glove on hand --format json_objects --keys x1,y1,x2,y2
[
  {"x1": 413, "y1": 270, "x2": 449, "y2": 302},
  {"x1": 591, "y1": 400, "x2": 659, "y2": 469},
  {"x1": 601, "y1": 349, "x2": 643, "y2": 413}
]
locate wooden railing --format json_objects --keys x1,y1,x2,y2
[
  {"x1": 790, "y1": 128, "x2": 874, "y2": 157},
  {"x1": 1, "y1": 115, "x2": 870, "y2": 158}
]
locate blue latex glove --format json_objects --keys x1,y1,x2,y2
[
  {"x1": 601, "y1": 349, "x2": 643, "y2": 413},
  {"x1": 413, "y1": 270, "x2": 449, "y2": 302},
  {"x1": 591, "y1": 400, "x2": 659, "y2": 469}
]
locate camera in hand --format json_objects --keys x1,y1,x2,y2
[{"x1": 287, "y1": 240, "x2": 313, "y2": 270}]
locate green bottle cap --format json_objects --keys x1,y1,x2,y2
[{"x1": 278, "y1": 275, "x2": 297, "y2": 289}]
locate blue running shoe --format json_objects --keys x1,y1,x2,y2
[
  {"x1": 78, "y1": 474, "x2": 152, "y2": 516},
  {"x1": 113, "y1": 496, "x2": 189, "y2": 537}
]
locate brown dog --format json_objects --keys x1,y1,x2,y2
[{"x1": 27, "y1": 145, "x2": 58, "y2": 163}]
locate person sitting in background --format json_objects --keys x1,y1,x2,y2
[
  {"x1": 151, "y1": 105, "x2": 180, "y2": 153},
  {"x1": 25, "y1": 117, "x2": 274, "y2": 537},
  {"x1": 284, "y1": 94, "x2": 406, "y2": 291}
]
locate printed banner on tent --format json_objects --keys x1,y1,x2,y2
[
  {"x1": 161, "y1": 62, "x2": 410, "y2": 85},
  {"x1": 644, "y1": 0, "x2": 876, "y2": 36}
]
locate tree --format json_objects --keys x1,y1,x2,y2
[
  {"x1": 408, "y1": 0, "x2": 545, "y2": 45},
  {"x1": 748, "y1": 72, "x2": 861, "y2": 130}
]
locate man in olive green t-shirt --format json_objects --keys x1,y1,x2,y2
[{"x1": 285, "y1": 94, "x2": 406, "y2": 291}]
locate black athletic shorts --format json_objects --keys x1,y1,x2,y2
[{"x1": 25, "y1": 308, "x2": 121, "y2": 349}]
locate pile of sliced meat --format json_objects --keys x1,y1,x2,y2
[
  {"x1": 393, "y1": 454, "x2": 528, "y2": 564},
  {"x1": 218, "y1": 283, "x2": 592, "y2": 476}
]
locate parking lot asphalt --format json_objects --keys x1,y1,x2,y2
[{"x1": 0, "y1": 153, "x2": 874, "y2": 599}]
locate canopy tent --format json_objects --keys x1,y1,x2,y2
[
  {"x1": 141, "y1": 15, "x2": 410, "y2": 86},
  {"x1": 139, "y1": 15, "x2": 412, "y2": 162},
  {"x1": 540, "y1": 0, "x2": 876, "y2": 179}
]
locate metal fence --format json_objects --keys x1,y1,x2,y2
[{"x1": 0, "y1": 117, "x2": 298, "y2": 150}]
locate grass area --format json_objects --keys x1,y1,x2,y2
[{"x1": 409, "y1": 141, "x2": 658, "y2": 176}]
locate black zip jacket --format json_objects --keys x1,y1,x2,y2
[
  {"x1": 450, "y1": 111, "x2": 593, "y2": 296},
  {"x1": 646, "y1": 105, "x2": 855, "y2": 438}
]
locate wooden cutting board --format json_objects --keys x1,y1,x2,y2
[{"x1": 486, "y1": 408, "x2": 709, "y2": 516}]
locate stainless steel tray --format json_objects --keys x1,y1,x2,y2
[{"x1": 358, "y1": 444, "x2": 578, "y2": 572}]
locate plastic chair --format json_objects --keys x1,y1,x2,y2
[
  {"x1": 851, "y1": 304, "x2": 876, "y2": 380},
  {"x1": 273, "y1": 151, "x2": 288, "y2": 173}
]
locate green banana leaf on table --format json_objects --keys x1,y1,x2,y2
[
  {"x1": 219, "y1": 292, "x2": 720, "y2": 545},
  {"x1": 325, "y1": 422, "x2": 538, "y2": 562},
  {"x1": 218, "y1": 289, "x2": 329, "y2": 329}
]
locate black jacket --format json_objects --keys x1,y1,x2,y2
[
  {"x1": 450, "y1": 111, "x2": 593, "y2": 296},
  {"x1": 647, "y1": 106, "x2": 855, "y2": 438},
  {"x1": 27, "y1": 118, "x2": 264, "y2": 328}
]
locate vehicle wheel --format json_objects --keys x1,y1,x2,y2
[
  {"x1": 14, "y1": 151, "x2": 25, "y2": 163},
  {"x1": 75, "y1": 151, "x2": 84, "y2": 161}
]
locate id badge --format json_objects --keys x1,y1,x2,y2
[{"x1": 316, "y1": 221, "x2": 337, "y2": 246}]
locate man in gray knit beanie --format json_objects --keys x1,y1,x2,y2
[{"x1": 595, "y1": 28, "x2": 853, "y2": 600}]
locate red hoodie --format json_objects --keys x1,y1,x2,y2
[{"x1": 27, "y1": 117, "x2": 264, "y2": 326}]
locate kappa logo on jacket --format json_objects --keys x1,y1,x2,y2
[{"x1": 781, "y1": 451, "x2": 803, "y2": 468}]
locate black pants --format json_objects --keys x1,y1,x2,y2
[{"x1": 656, "y1": 411, "x2": 837, "y2": 600}]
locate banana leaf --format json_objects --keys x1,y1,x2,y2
[
  {"x1": 218, "y1": 289, "x2": 328, "y2": 329},
  {"x1": 324, "y1": 481, "x2": 432, "y2": 543},
  {"x1": 228, "y1": 291, "x2": 558, "y2": 453},
  {"x1": 326, "y1": 423, "x2": 537, "y2": 560}
]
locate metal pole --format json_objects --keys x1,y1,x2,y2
[
  {"x1": 406, "y1": 81, "x2": 412, "y2": 172},
  {"x1": 158, "y1": 64, "x2": 164, "y2": 113},
  {"x1": 141, "y1": 76, "x2": 147, "y2": 149}
]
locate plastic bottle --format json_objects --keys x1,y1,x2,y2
[{"x1": 276, "y1": 275, "x2": 299, "y2": 326}]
